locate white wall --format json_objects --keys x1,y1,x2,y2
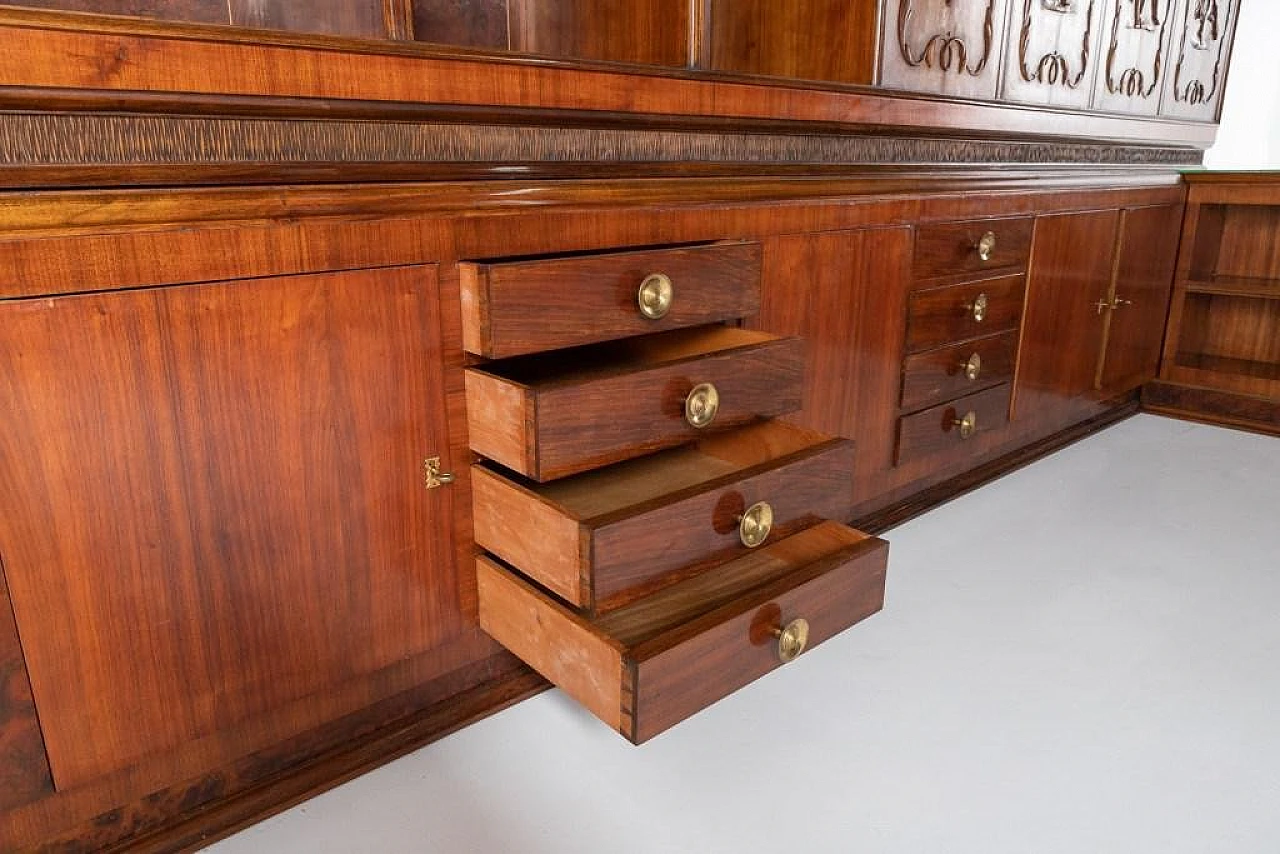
[{"x1": 1204, "y1": 2, "x2": 1280, "y2": 169}]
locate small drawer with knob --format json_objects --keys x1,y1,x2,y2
[
  {"x1": 464, "y1": 326, "x2": 804, "y2": 481},
  {"x1": 900, "y1": 332, "x2": 1018, "y2": 412},
  {"x1": 477, "y1": 520, "x2": 888, "y2": 744},
  {"x1": 459, "y1": 241, "x2": 762, "y2": 358},
  {"x1": 894, "y1": 384, "x2": 1012, "y2": 466},
  {"x1": 472, "y1": 421, "x2": 856, "y2": 614},
  {"x1": 912, "y1": 217, "x2": 1034, "y2": 281},
  {"x1": 905, "y1": 275, "x2": 1026, "y2": 354}
]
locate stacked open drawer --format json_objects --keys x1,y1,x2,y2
[{"x1": 460, "y1": 241, "x2": 889, "y2": 743}]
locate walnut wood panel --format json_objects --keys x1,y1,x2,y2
[
  {"x1": 1143, "y1": 381, "x2": 1280, "y2": 436},
  {"x1": 1014, "y1": 208, "x2": 1120, "y2": 420},
  {"x1": 1002, "y1": 0, "x2": 1104, "y2": 108},
  {"x1": 1209, "y1": 206, "x2": 1280, "y2": 281},
  {"x1": 900, "y1": 331, "x2": 1019, "y2": 411},
  {"x1": 478, "y1": 522, "x2": 887, "y2": 744},
  {"x1": 413, "y1": 0, "x2": 509, "y2": 49},
  {"x1": 912, "y1": 216, "x2": 1034, "y2": 281},
  {"x1": 475, "y1": 423, "x2": 856, "y2": 613},
  {"x1": 896, "y1": 383, "x2": 1012, "y2": 464},
  {"x1": 708, "y1": 0, "x2": 878, "y2": 84},
  {"x1": 0, "y1": 0, "x2": 226, "y2": 21},
  {"x1": 906, "y1": 274, "x2": 1026, "y2": 353},
  {"x1": 1093, "y1": 0, "x2": 1177, "y2": 115},
  {"x1": 1161, "y1": 0, "x2": 1239, "y2": 121},
  {"x1": 228, "y1": 0, "x2": 387, "y2": 38},
  {"x1": 0, "y1": 14, "x2": 1220, "y2": 147},
  {"x1": 0, "y1": 265, "x2": 462, "y2": 789},
  {"x1": 507, "y1": 0, "x2": 690, "y2": 66},
  {"x1": 0, "y1": 561, "x2": 53, "y2": 812},
  {"x1": 1168, "y1": 294, "x2": 1280, "y2": 398},
  {"x1": 879, "y1": 0, "x2": 1007, "y2": 100},
  {"x1": 464, "y1": 327, "x2": 805, "y2": 481},
  {"x1": 1096, "y1": 203, "x2": 1182, "y2": 393},
  {"x1": 460, "y1": 241, "x2": 762, "y2": 358}
]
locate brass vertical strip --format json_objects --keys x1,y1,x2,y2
[{"x1": 688, "y1": 0, "x2": 712, "y2": 69}]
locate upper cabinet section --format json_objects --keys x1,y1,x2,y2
[
  {"x1": 1000, "y1": 0, "x2": 1105, "y2": 109},
  {"x1": 1161, "y1": 0, "x2": 1240, "y2": 121},
  {"x1": 880, "y1": 0, "x2": 1008, "y2": 100},
  {"x1": 708, "y1": 0, "x2": 878, "y2": 84}
]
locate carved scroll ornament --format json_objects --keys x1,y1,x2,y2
[
  {"x1": 897, "y1": 0, "x2": 997, "y2": 77},
  {"x1": 1173, "y1": 0, "x2": 1227, "y2": 106},
  {"x1": 1017, "y1": 0, "x2": 1098, "y2": 89},
  {"x1": 1104, "y1": 0, "x2": 1171, "y2": 100}
]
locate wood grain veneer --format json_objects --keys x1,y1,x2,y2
[
  {"x1": 0, "y1": 562, "x2": 52, "y2": 813},
  {"x1": 708, "y1": 0, "x2": 878, "y2": 84},
  {"x1": 900, "y1": 331, "x2": 1018, "y2": 412},
  {"x1": 912, "y1": 216, "x2": 1034, "y2": 281},
  {"x1": 896, "y1": 383, "x2": 1012, "y2": 465},
  {"x1": 906, "y1": 274, "x2": 1026, "y2": 353}
]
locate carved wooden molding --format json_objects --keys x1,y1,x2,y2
[
  {"x1": 1172, "y1": 0, "x2": 1228, "y2": 106},
  {"x1": 1104, "y1": 0, "x2": 1171, "y2": 100},
  {"x1": 1017, "y1": 0, "x2": 1099, "y2": 89},
  {"x1": 896, "y1": 0, "x2": 997, "y2": 77}
]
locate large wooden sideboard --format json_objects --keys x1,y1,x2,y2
[{"x1": 0, "y1": 3, "x2": 1252, "y2": 850}]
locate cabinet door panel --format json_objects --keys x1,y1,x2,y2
[
  {"x1": 1001, "y1": 0, "x2": 1105, "y2": 108},
  {"x1": 880, "y1": 0, "x2": 1007, "y2": 99},
  {"x1": 1094, "y1": 0, "x2": 1178, "y2": 114},
  {"x1": 1161, "y1": 0, "x2": 1239, "y2": 120},
  {"x1": 0, "y1": 265, "x2": 459, "y2": 789},
  {"x1": 711, "y1": 0, "x2": 879, "y2": 83},
  {"x1": 1098, "y1": 204, "x2": 1182, "y2": 393}
]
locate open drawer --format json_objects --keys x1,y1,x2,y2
[{"x1": 477, "y1": 521, "x2": 888, "y2": 744}]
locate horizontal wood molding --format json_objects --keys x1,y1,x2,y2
[{"x1": 0, "y1": 8, "x2": 1219, "y2": 148}]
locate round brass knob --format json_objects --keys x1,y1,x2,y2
[
  {"x1": 637, "y1": 273, "x2": 674, "y2": 320},
  {"x1": 962, "y1": 352, "x2": 983, "y2": 382},
  {"x1": 977, "y1": 231, "x2": 997, "y2": 262},
  {"x1": 965, "y1": 293, "x2": 989, "y2": 323},
  {"x1": 953, "y1": 410, "x2": 978, "y2": 440},
  {"x1": 737, "y1": 501, "x2": 774, "y2": 548},
  {"x1": 685, "y1": 382, "x2": 720, "y2": 429},
  {"x1": 771, "y1": 618, "x2": 810, "y2": 663}
]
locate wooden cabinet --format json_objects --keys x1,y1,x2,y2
[
  {"x1": 879, "y1": 0, "x2": 1008, "y2": 99},
  {"x1": 0, "y1": 265, "x2": 464, "y2": 788},
  {"x1": 1161, "y1": 0, "x2": 1241, "y2": 121},
  {"x1": 708, "y1": 0, "x2": 879, "y2": 83}
]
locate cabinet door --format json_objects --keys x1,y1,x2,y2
[
  {"x1": 709, "y1": 0, "x2": 879, "y2": 84},
  {"x1": 0, "y1": 265, "x2": 460, "y2": 789},
  {"x1": 1097, "y1": 204, "x2": 1183, "y2": 393},
  {"x1": 1015, "y1": 210, "x2": 1120, "y2": 420},
  {"x1": 1094, "y1": 0, "x2": 1178, "y2": 114},
  {"x1": 879, "y1": 0, "x2": 1009, "y2": 99},
  {"x1": 1001, "y1": 0, "x2": 1106, "y2": 108},
  {"x1": 1160, "y1": 0, "x2": 1239, "y2": 120}
]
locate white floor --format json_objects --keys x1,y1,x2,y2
[{"x1": 209, "y1": 415, "x2": 1280, "y2": 854}]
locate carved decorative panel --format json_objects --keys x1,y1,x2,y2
[
  {"x1": 1092, "y1": 0, "x2": 1176, "y2": 115},
  {"x1": 1000, "y1": 0, "x2": 1105, "y2": 108},
  {"x1": 1160, "y1": 0, "x2": 1239, "y2": 121},
  {"x1": 879, "y1": 0, "x2": 1009, "y2": 100}
]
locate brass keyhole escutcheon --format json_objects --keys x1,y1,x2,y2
[
  {"x1": 962, "y1": 352, "x2": 983, "y2": 382},
  {"x1": 423, "y1": 456, "x2": 455, "y2": 489},
  {"x1": 638, "y1": 273, "x2": 674, "y2": 320},
  {"x1": 685, "y1": 382, "x2": 720, "y2": 429},
  {"x1": 737, "y1": 501, "x2": 774, "y2": 548},
  {"x1": 976, "y1": 231, "x2": 997, "y2": 262},
  {"x1": 772, "y1": 618, "x2": 810, "y2": 663},
  {"x1": 965, "y1": 293, "x2": 989, "y2": 323},
  {"x1": 953, "y1": 410, "x2": 978, "y2": 440}
]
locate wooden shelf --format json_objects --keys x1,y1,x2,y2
[
  {"x1": 1174, "y1": 352, "x2": 1280, "y2": 383},
  {"x1": 1184, "y1": 277, "x2": 1280, "y2": 299}
]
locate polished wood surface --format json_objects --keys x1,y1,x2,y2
[
  {"x1": 912, "y1": 216, "x2": 1034, "y2": 281},
  {"x1": 708, "y1": 0, "x2": 877, "y2": 83},
  {"x1": 478, "y1": 522, "x2": 888, "y2": 743},
  {"x1": 900, "y1": 331, "x2": 1018, "y2": 411},
  {"x1": 413, "y1": 0, "x2": 508, "y2": 48},
  {"x1": 229, "y1": 0, "x2": 387, "y2": 37},
  {"x1": 879, "y1": 0, "x2": 1008, "y2": 100},
  {"x1": 465, "y1": 327, "x2": 805, "y2": 480},
  {"x1": 1002, "y1": 0, "x2": 1104, "y2": 109},
  {"x1": 1097, "y1": 203, "x2": 1182, "y2": 393},
  {"x1": 509, "y1": 0, "x2": 689, "y2": 65},
  {"x1": 460, "y1": 241, "x2": 762, "y2": 358},
  {"x1": 1143, "y1": 382, "x2": 1280, "y2": 436},
  {"x1": 896, "y1": 383, "x2": 1012, "y2": 465},
  {"x1": 0, "y1": 566, "x2": 52, "y2": 813},
  {"x1": 1, "y1": 0, "x2": 226, "y2": 22},
  {"x1": 906, "y1": 274, "x2": 1026, "y2": 353},
  {"x1": 0, "y1": 266, "x2": 462, "y2": 788}
]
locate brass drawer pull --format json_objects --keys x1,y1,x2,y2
[
  {"x1": 771, "y1": 618, "x2": 810, "y2": 663},
  {"x1": 685, "y1": 382, "x2": 720, "y2": 429},
  {"x1": 976, "y1": 231, "x2": 997, "y2": 262},
  {"x1": 962, "y1": 352, "x2": 983, "y2": 381},
  {"x1": 964, "y1": 293, "x2": 989, "y2": 323},
  {"x1": 638, "y1": 273, "x2": 674, "y2": 320},
  {"x1": 952, "y1": 410, "x2": 978, "y2": 440},
  {"x1": 737, "y1": 501, "x2": 774, "y2": 548}
]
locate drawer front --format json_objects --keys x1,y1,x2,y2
[
  {"x1": 895, "y1": 384, "x2": 1011, "y2": 466},
  {"x1": 912, "y1": 217, "x2": 1033, "y2": 281},
  {"x1": 460, "y1": 242, "x2": 763, "y2": 358},
  {"x1": 906, "y1": 275, "x2": 1025, "y2": 353},
  {"x1": 900, "y1": 332, "x2": 1018, "y2": 412}
]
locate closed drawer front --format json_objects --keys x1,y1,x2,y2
[
  {"x1": 477, "y1": 521, "x2": 888, "y2": 744},
  {"x1": 465, "y1": 326, "x2": 804, "y2": 481},
  {"x1": 900, "y1": 332, "x2": 1018, "y2": 412},
  {"x1": 460, "y1": 242, "x2": 763, "y2": 358},
  {"x1": 906, "y1": 275, "x2": 1025, "y2": 353},
  {"x1": 473, "y1": 421, "x2": 855, "y2": 613},
  {"x1": 913, "y1": 217, "x2": 1034, "y2": 281},
  {"x1": 895, "y1": 384, "x2": 1012, "y2": 466}
]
